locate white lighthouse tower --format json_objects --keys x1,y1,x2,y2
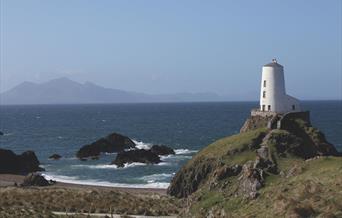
[{"x1": 259, "y1": 59, "x2": 301, "y2": 114}]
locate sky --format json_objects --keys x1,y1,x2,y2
[{"x1": 0, "y1": 0, "x2": 341, "y2": 100}]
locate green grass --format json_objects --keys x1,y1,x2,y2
[
  {"x1": 185, "y1": 156, "x2": 342, "y2": 218},
  {"x1": 178, "y1": 123, "x2": 342, "y2": 217},
  {"x1": 192, "y1": 128, "x2": 268, "y2": 160},
  {"x1": 192, "y1": 191, "x2": 224, "y2": 211}
]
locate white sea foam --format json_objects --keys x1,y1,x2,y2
[
  {"x1": 65, "y1": 157, "x2": 78, "y2": 160},
  {"x1": 133, "y1": 140, "x2": 152, "y2": 150},
  {"x1": 160, "y1": 155, "x2": 192, "y2": 161},
  {"x1": 140, "y1": 173, "x2": 174, "y2": 183},
  {"x1": 174, "y1": 149, "x2": 198, "y2": 155},
  {"x1": 156, "y1": 162, "x2": 172, "y2": 166},
  {"x1": 71, "y1": 162, "x2": 148, "y2": 169},
  {"x1": 71, "y1": 164, "x2": 118, "y2": 169},
  {"x1": 42, "y1": 173, "x2": 169, "y2": 189}
]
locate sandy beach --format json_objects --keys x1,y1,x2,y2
[
  {"x1": 0, "y1": 173, "x2": 180, "y2": 217},
  {"x1": 0, "y1": 173, "x2": 167, "y2": 195}
]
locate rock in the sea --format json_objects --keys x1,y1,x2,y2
[
  {"x1": 21, "y1": 173, "x2": 52, "y2": 187},
  {"x1": 0, "y1": 131, "x2": 3, "y2": 136},
  {"x1": 76, "y1": 132, "x2": 136, "y2": 159},
  {"x1": 91, "y1": 156, "x2": 99, "y2": 160},
  {"x1": 0, "y1": 149, "x2": 44, "y2": 174},
  {"x1": 150, "y1": 145, "x2": 175, "y2": 156},
  {"x1": 112, "y1": 149, "x2": 161, "y2": 167},
  {"x1": 49, "y1": 154, "x2": 62, "y2": 160}
]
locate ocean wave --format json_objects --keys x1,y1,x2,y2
[
  {"x1": 71, "y1": 164, "x2": 118, "y2": 169},
  {"x1": 64, "y1": 157, "x2": 78, "y2": 160},
  {"x1": 2, "y1": 133, "x2": 14, "y2": 136},
  {"x1": 70, "y1": 162, "x2": 148, "y2": 169},
  {"x1": 40, "y1": 164, "x2": 52, "y2": 168},
  {"x1": 160, "y1": 155, "x2": 192, "y2": 161},
  {"x1": 157, "y1": 162, "x2": 172, "y2": 166},
  {"x1": 104, "y1": 152, "x2": 117, "y2": 155},
  {"x1": 70, "y1": 161, "x2": 172, "y2": 169},
  {"x1": 133, "y1": 140, "x2": 197, "y2": 156},
  {"x1": 140, "y1": 173, "x2": 174, "y2": 183},
  {"x1": 174, "y1": 149, "x2": 198, "y2": 155},
  {"x1": 133, "y1": 140, "x2": 152, "y2": 150},
  {"x1": 41, "y1": 173, "x2": 169, "y2": 189}
]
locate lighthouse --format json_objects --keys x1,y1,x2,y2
[{"x1": 259, "y1": 59, "x2": 301, "y2": 114}]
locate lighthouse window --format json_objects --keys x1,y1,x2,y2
[
  {"x1": 263, "y1": 80, "x2": 266, "y2": 87},
  {"x1": 263, "y1": 91, "x2": 266, "y2": 98},
  {"x1": 268, "y1": 105, "x2": 271, "y2": 111},
  {"x1": 292, "y1": 105, "x2": 295, "y2": 110},
  {"x1": 262, "y1": 105, "x2": 265, "y2": 111}
]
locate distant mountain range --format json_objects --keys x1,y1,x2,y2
[{"x1": 0, "y1": 77, "x2": 226, "y2": 105}]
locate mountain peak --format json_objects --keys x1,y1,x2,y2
[
  {"x1": 0, "y1": 77, "x2": 224, "y2": 105},
  {"x1": 45, "y1": 77, "x2": 80, "y2": 85}
]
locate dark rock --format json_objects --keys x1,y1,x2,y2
[
  {"x1": 167, "y1": 157, "x2": 218, "y2": 198},
  {"x1": 0, "y1": 131, "x2": 3, "y2": 136},
  {"x1": 150, "y1": 145, "x2": 175, "y2": 156},
  {"x1": 256, "y1": 146, "x2": 269, "y2": 160},
  {"x1": 91, "y1": 156, "x2": 99, "y2": 160},
  {"x1": 247, "y1": 132, "x2": 267, "y2": 150},
  {"x1": 238, "y1": 161, "x2": 265, "y2": 199},
  {"x1": 21, "y1": 173, "x2": 51, "y2": 187},
  {"x1": 276, "y1": 113, "x2": 339, "y2": 157},
  {"x1": 0, "y1": 149, "x2": 44, "y2": 174},
  {"x1": 253, "y1": 156, "x2": 278, "y2": 174},
  {"x1": 111, "y1": 149, "x2": 161, "y2": 167},
  {"x1": 266, "y1": 127, "x2": 339, "y2": 159},
  {"x1": 215, "y1": 164, "x2": 242, "y2": 181},
  {"x1": 49, "y1": 154, "x2": 62, "y2": 160},
  {"x1": 240, "y1": 115, "x2": 272, "y2": 133},
  {"x1": 76, "y1": 133, "x2": 136, "y2": 159}
]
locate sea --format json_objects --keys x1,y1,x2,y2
[{"x1": 0, "y1": 101, "x2": 341, "y2": 189}]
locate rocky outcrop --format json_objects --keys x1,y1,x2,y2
[
  {"x1": 150, "y1": 145, "x2": 175, "y2": 156},
  {"x1": 76, "y1": 133, "x2": 136, "y2": 159},
  {"x1": 0, "y1": 149, "x2": 44, "y2": 174},
  {"x1": 49, "y1": 154, "x2": 62, "y2": 160},
  {"x1": 0, "y1": 131, "x2": 3, "y2": 136},
  {"x1": 238, "y1": 161, "x2": 265, "y2": 199},
  {"x1": 266, "y1": 127, "x2": 339, "y2": 160},
  {"x1": 167, "y1": 157, "x2": 218, "y2": 198},
  {"x1": 111, "y1": 149, "x2": 161, "y2": 167},
  {"x1": 21, "y1": 173, "x2": 54, "y2": 186},
  {"x1": 214, "y1": 164, "x2": 242, "y2": 181},
  {"x1": 240, "y1": 115, "x2": 272, "y2": 133},
  {"x1": 168, "y1": 113, "x2": 341, "y2": 202},
  {"x1": 278, "y1": 114, "x2": 339, "y2": 157}
]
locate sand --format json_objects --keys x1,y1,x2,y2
[{"x1": 0, "y1": 173, "x2": 167, "y2": 195}]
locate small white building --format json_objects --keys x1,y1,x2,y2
[{"x1": 259, "y1": 59, "x2": 301, "y2": 114}]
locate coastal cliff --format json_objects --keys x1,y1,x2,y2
[{"x1": 167, "y1": 113, "x2": 342, "y2": 217}]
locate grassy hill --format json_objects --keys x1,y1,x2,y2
[{"x1": 167, "y1": 115, "x2": 342, "y2": 217}]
